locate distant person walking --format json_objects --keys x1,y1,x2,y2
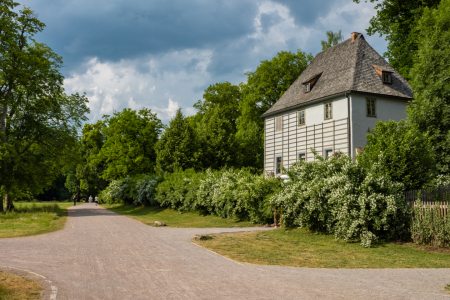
[
  {"x1": 89, "y1": 195, "x2": 93, "y2": 205},
  {"x1": 94, "y1": 196, "x2": 98, "y2": 206},
  {"x1": 73, "y1": 195, "x2": 77, "y2": 206}
]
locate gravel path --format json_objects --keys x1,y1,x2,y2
[{"x1": 1, "y1": 204, "x2": 449, "y2": 299}]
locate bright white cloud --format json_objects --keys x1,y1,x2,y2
[
  {"x1": 63, "y1": 0, "x2": 385, "y2": 124},
  {"x1": 64, "y1": 49, "x2": 213, "y2": 123}
]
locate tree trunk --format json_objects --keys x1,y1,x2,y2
[
  {"x1": 1, "y1": 103, "x2": 7, "y2": 142},
  {"x1": 0, "y1": 194, "x2": 3, "y2": 212},
  {"x1": 76, "y1": 186, "x2": 80, "y2": 203},
  {"x1": 4, "y1": 194, "x2": 14, "y2": 212}
]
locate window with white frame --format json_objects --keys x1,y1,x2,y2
[
  {"x1": 275, "y1": 116, "x2": 282, "y2": 131},
  {"x1": 275, "y1": 156, "x2": 282, "y2": 174},
  {"x1": 298, "y1": 153, "x2": 306, "y2": 161},
  {"x1": 325, "y1": 149, "x2": 333, "y2": 160},
  {"x1": 298, "y1": 110, "x2": 305, "y2": 125},
  {"x1": 367, "y1": 99, "x2": 376, "y2": 117},
  {"x1": 324, "y1": 102, "x2": 332, "y2": 120}
]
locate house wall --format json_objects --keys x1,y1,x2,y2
[
  {"x1": 350, "y1": 94, "x2": 408, "y2": 158},
  {"x1": 264, "y1": 95, "x2": 350, "y2": 175}
]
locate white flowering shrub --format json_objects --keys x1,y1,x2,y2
[
  {"x1": 270, "y1": 151, "x2": 410, "y2": 247},
  {"x1": 155, "y1": 168, "x2": 281, "y2": 223},
  {"x1": 99, "y1": 174, "x2": 163, "y2": 205},
  {"x1": 134, "y1": 174, "x2": 163, "y2": 206},
  {"x1": 100, "y1": 178, "x2": 129, "y2": 204}
]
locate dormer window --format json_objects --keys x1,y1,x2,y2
[
  {"x1": 372, "y1": 64, "x2": 393, "y2": 85},
  {"x1": 382, "y1": 72, "x2": 391, "y2": 84},
  {"x1": 302, "y1": 72, "x2": 322, "y2": 94},
  {"x1": 304, "y1": 83, "x2": 310, "y2": 93}
]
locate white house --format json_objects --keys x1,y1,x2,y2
[{"x1": 261, "y1": 32, "x2": 414, "y2": 176}]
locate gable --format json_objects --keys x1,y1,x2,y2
[{"x1": 262, "y1": 34, "x2": 413, "y2": 118}]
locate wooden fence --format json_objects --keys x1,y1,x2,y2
[{"x1": 404, "y1": 184, "x2": 450, "y2": 216}]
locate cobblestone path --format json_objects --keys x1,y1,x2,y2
[{"x1": 1, "y1": 204, "x2": 449, "y2": 299}]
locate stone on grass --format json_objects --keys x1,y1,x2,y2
[{"x1": 194, "y1": 234, "x2": 213, "y2": 241}]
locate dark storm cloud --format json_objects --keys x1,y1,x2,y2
[
  {"x1": 20, "y1": 0, "x2": 259, "y2": 75},
  {"x1": 271, "y1": 0, "x2": 341, "y2": 26}
]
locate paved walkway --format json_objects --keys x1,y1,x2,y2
[{"x1": 1, "y1": 204, "x2": 450, "y2": 299}]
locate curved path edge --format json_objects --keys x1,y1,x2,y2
[{"x1": 0, "y1": 266, "x2": 58, "y2": 300}]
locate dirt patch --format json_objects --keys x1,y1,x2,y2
[{"x1": 390, "y1": 242, "x2": 450, "y2": 254}]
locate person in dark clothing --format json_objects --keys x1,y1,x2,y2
[{"x1": 73, "y1": 195, "x2": 77, "y2": 206}]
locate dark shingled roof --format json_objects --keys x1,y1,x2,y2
[{"x1": 262, "y1": 34, "x2": 414, "y2": 117}]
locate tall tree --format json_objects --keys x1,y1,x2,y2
[
  {"x1": 407, "y1": 0, "x2": 450, "y2": 177},
  {"x1": 320, "y1": 30, "x2": 344, "y2": 50},
  {"x1": 195, "y1": 105, "x2": 236, "y2": 170},
  {"x1": 156, "y1": 108, "x2": 198, "y2": 172},
  {"x1": 0, "y1": 2, "x2": 89, "y2": 211},
  {"x1": 191, "y1": 82, "x2": 241, "y2": 129},
  {"x1": 95, "y1": 108, "x2": 163, "y2": 180},
  {"x1": 354, "y1": 0, "x2": 441, "y2": 80},
  {"x1": 236, "y1": 50, "x2": 312, "y2": 170},
  {"x1": 75, "y1": 121, "x2": 108, "y2": 197}
]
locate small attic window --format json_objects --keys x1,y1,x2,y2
[
  {"x1": 372, "y1": 64, "x2": 393, "y2": 84},
  {"x1": 382, "y1": 72, "x2": 392, "y2": 84},
  {"x1": 302, "y1": 72, "x2": 322, "y2": 94},
  {"x1": 304, "y1": 83, "x2": 310, "y2": 93}
]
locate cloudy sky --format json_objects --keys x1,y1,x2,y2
[{"x1": 20, "y1": 0, "x2": 387, "y2": 123}]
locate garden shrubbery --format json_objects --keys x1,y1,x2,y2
[
  {"x1": 270, "y1": 151, "x2": 410, "y2": 247},
  {"x1": 100, "y1": 168, "x2": 281, "y2": 224},
  {"x1": 99, "y1": 174, "x2": 163, "y2": 206},
  {"x1": 156, "y1": 168, "x2": 281, "y2": 224}
]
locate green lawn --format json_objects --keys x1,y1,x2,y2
[
  {"x1": 0, "y1": 202, "x2": 72, "y2": 238},
  {"x1": 101, "y1": 204, "x2": 257, "y2": 228},
  {"x1": 193, "y1": 228, "x2": 450, "y2": 268}
]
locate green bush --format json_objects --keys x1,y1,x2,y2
[
  {"x1": 155, "y1": 169, "x2": 206, "y2": 211},
  {"x1": 155, "y1": 168, "x2": 281, "y2": 223},
  {"x1": 270, "y1": 152, "x2": 410, "y2": 247},
  {"x1": 99, "y1": 173, "x2": 163, "y2": 205},
  {"x1": 358, "y1": 120, "x2": 435, "y2": 191},
  {"x1": 411, "y1": 199, "x2": 450, "y2": 247}
]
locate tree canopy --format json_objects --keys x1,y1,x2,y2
[
  {"x1": 95, "y1": 108, "x2": 163, "y2": 181},
  {"x1": 156, "y1": 108, "x2": 198, "y2": 173},
  {"x1": 321, "y1": 30, "x2": 344, "y2": 50},
  {"x1": 354, "y1": 0, "x2": 441, "y2": 80},
  {"x1": 358, "y1": 120, "x2": 435, "y2": 190},
  {"x1": 407, "y1": 0, "x2": 450, "y2": 177},
  {"x1": 0, "y1": 2, "x2": 90, "y2": 210}
]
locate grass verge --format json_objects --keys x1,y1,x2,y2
[
  {"x1": 193, "y1": 228, "x2": 450, "y2": 268},
  {"x1": 101, "y1": 204, "x2": 257, "y2": 228},
  {"x1": 0, "y1": 202, "x2": 72, "y2": 238},
  {"x1": 0, "y1": 271, "x2": 43, "y2": 300}
]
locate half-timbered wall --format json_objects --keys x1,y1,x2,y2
[{"x1": 264, "y1": 97, "x2": 350, "y2": 175}]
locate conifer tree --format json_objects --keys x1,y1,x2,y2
[{"x1": 156, "y1": 108, "x2": 198, "y2": 172}]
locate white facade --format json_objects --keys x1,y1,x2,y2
[{"x1": 264, "y1": 93, "x2": 408, "y2": 175}]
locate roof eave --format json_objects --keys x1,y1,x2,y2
[{"x1": 260, "y1": 90, "x2": 413, "y2": 118}]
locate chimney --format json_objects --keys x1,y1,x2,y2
[{"x1": 351, "y1": 32, "x2": 364, "y2": 41}]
